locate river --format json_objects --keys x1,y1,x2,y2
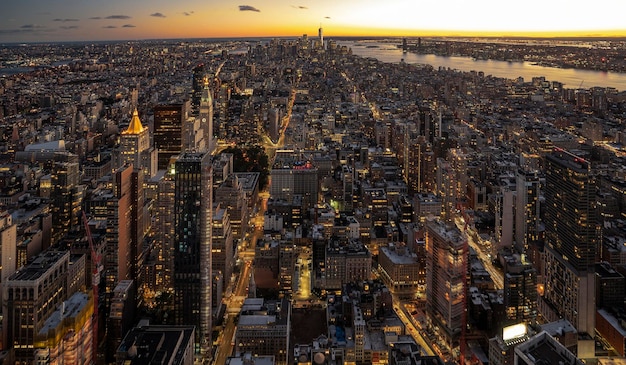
[{"x1": 342, "y1": 41, "x2": 626, "y2": 92}]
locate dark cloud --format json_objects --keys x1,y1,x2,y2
[
  {"x1": 122, "y1": 24, "x2": 136, "y2": 28},
  {"x1": 60, "y1": 25, "x2": 79, "y2": 30},
  {"x1": 53, "y1": 18, "x2": 79, "y2": 22},
  {"x1": 183, "y1": 11, "x2": 194, "y2": 16},
  {"x1": 21, "y1": 24, "x2": 45, "y2": 29},
  {"x1": 324, "y1": 16, "x2": 331, "y2": 19},
  {"x1": 239, "y1": 5, "x2": 260, "y2": 12},
  {"x1": 103, "y1": 25, "x2": 117, "y2": 29},
  {"x1": 89, "y1": 17, "x2": 102, "y2": 20},
  {"x1": 150, "y1": 12, "x2": 166, "y2": 18},
  {"x1": 292, "y1": 5, "x2": 308, "y2": 9},
  {"x1": 0, "y1": 29, "x2": 30, "y2": 34},
  {"x1": 105, "y1": 15, "x2": 132, "y2": 19}
]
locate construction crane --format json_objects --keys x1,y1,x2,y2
[{"x1": 82, "y1": 210, "x2": 103, "y2": 364}]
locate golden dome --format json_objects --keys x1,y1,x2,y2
[{"x1": 122, "y1": 108, "x2": 145, "y2": 134}]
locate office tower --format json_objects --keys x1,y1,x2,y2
[
  {"x1": 494, "y1": 186, "x2": 515, "y2": 249},
  {"x1": 152, "y1": 174, "x2": 175, "y2": 293},
  {"x1": 51, "y1": 160, "x2": 81, "y2": 245},
  {"x1": 378, "y1": 243, "x2": 421, "y2": 299},
  {"x1": 173, "y1": 152, "x2": 212, "y2": 356},
  {"x1": 212, "y1": 204, "x2": 234, "y2": 285},
  {"x1": 192, "y1": 63, "x2": 205, "y2": 110},
  {"x1": 215, "y1": 175, "x2": 247, "y2": 241},
  {"x1": 3, "y1": 251, "x2": 72, "y2": 363},
  {"x1": 542, "y1": 149, "x2": 599, "y2": 334},
  {"x1": 119, "y1": 109, "x2": 156, "y2": 178},
  {"x1": 106, "y1": 280, "x2": 136, "y2": 362},
  {"x1": 324, "y1": 240, "x2": 371, "y2": 290},
  {"x1": 116, "y1": 323, "x2": 195, "y2": 365},
  {"x1": 270, "y1": 161, "x2": 319, "y2": 211},
  {"x1": 154, "y1": 102, "x2": 188, "y2": 170},
  {"x1": 504, "y1": 257, "x2": 537, "y2": 323},
  {"x1": 436, "y1": 158, "x2": 457, "y2": 222},
  {"x1": 279, "y1": 241, "x2": 298, "y2": 297},
  {"x1": 318, "y1": 26, "x2": 323, "y2": 46},
  {"x1": 341, "y1": 165, "x2": 354, "y2": 211},
  {"x1": 0, "y1": 210, "x2": 17, "y2": 286},
  {"x1": 425, "y1": 219, "x2": 466, "y2": 352},
  {"x1": 235, "y1": 298, "x2": 291, "y2": 365},
  {"x1": 514, "y1": 169, "x2": 541, "y2": 254},
  {"x1": 34, "y1": 292, "x2": 94, "y2": 365},
  {"x1": 199, "y1": 77, "x2": 214, "y2": 153},
  {"x1": 101, "y1": 165, "x2": 133, "y2": 300}
]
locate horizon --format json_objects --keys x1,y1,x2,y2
[{"x1": 1, "y1": 0, "x2": 625, "y2": 43}]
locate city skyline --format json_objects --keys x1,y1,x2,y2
[{"x1": 1, "y1": 0, "x2": 625, "y2": 43}]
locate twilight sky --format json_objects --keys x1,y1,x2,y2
[{"x1": 1, "y1": 0, "x2": 625, "y2": 43}]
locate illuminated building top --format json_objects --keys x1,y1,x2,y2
[{"x1": 122, "y1": 108, "x2": 145, "y2": 135}]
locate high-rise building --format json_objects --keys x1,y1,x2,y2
[
  {"x1": 191, "y1": 63, "x2": 205, "y2": 110},
  {"x1": 118, "y1": 109, "x2": 156, "y2": 178},
  {"x1": 504, "y1": 256, "x2": 537, "y2": 323},
  {"x1": 3, "y1": 250, "x2": 73, "y2": 363},
  {"x1": 51, "y1": 160, "x2": 81, "y2": 245},
  {"x1": 106, "y1": 280, "x2": 136, "y2": 362},
  {"x1": 515, "y1": 169, "x2": 541, "y2": 249},
  {"x1": 215, "y1": 175, "x2": 247, "y2": 241},
  {"x1": 425, "y1": 219, "x2": 466, "y2": 352},
  {"x1": 199, "y1": 77, "x2": 214, "y2": 153},
  {"x1": 154, "y1": 102, "x2": 188, "y2": 169},
  {"x1": 235, "y1": 298, "x2": 291, "y2": 365},
  {"x1": 34, "y1": 292, "x2": 94, "y2": 365},
  {"x1": 212, "y1": 203, "x2": 234, "y2": 285},
  {"x1": 270, "y1": 161, "x2": 318, "y2": 210},
  {"x1": 541, "y1": 149, "x2": 599, "y2": 334},
  {"x1": 173, "y1": 152, "x2": 212, "y2": 356}
]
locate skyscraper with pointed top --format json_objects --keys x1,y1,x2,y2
[
  {"x1": 199, "y1": 77, "x2": 214, "y2": 153},
  {"x1": 119, "y1": 109, "x2": 157, "y2": 178}
]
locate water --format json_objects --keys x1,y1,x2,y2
[{"x1": 343, "y1": 41, "x2": 626, "y2": 91}]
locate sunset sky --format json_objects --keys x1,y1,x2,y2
[{"x1": 1, "y1": 0, "x2": 625, "y2": 43}]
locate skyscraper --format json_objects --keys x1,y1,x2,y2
[
  {"x1": 541, "y1": 149, "x2": 599, "y2": 334},
  {"x1": 425, "y1": 219, "x2": 466, "y2": 352},
  {"x1": 154, "y1": 102, "x2": 188, "y2": 169},
  {"x1": 199, "y1": 77, "x2": 214, "y2": 153},
  {"x1": 119, "y1": 108, "x2": 156, "y2": 178},
  {"x1": 192, "y1": 63, "x2": 205, "y2": 110},
  {"x1": 514, "y1": 169, "x2": 541, "y2": 254},
  {"x1": 173, "y1": 152, "x2": 212, "y2": 356}
]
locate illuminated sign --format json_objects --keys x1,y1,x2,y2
[{"x1": 502, "y1": 323, "x2": 527, "y2": 341}]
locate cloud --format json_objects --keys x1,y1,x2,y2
[
  {"x1": 105, "y1": 15, "x2": 132, "y2": 19},
  {"x1": 53, "y1": 18, "x2": 79, "y2": 22},
  {"x1": 60, "y1": 25, "x2": 79, "y2": 30},
  {"x1": 21, "y1": 24, "x2": 45, "y2": 29},
  {"x1": 183, "y1": 11, "x2": 194, "y2": 16},
  {"x1": 103, "y1": 25, "x2": 117, "y2": 29},
  {"x1": 0, "y1": 25, "x2": 50, "y2": 34},
  {"x1": 324, "y1": 16, "x2": 331, "y2": 19},
  {"x1": 122, "y1": 24, "x2": 136, "y2": 28},
  {"x1": 150, "y1": 12, "x2": 166, "y2": 18},
  {"x1": 89, "y1": 17, "x2": 102, "y2": 20},
  {"x1": 292, "y1": 5, "x2": 308, "y2": 9},
  {"x1": 239, "y1": 5, "x2": 260, "y2": 12}
]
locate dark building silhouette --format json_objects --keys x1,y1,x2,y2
[
  {"x1": 154, "y1": 103, "x2": 188, "y2": 169},
  {"x1": 542, "y1": 149, "x2": 599, "y2": 334},
  {"x1": 173, "y1": 152, "x2": 212, "y2": 356}
]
